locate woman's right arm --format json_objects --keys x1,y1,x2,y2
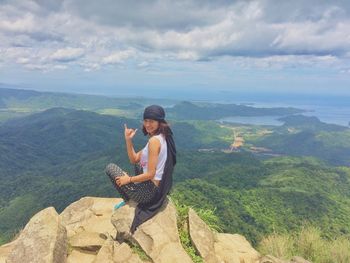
[
  {"x1": 124, "y1": 124, "x2": 141, "y2": 164},
  {"x1": 125, "y1": 139, "x2": 142, "y2": 163}
]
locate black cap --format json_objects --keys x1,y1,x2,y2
[{"x1": 143, "y1": 105, "x2": 165, "y2": 121}]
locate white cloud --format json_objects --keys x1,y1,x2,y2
[
  {"x1": 0, "y1": 13, "x2": 36, "y2": 33},
  {"x1": 0, "y1": 0, "x2": 350, "y2": 73},
  {"x1": 102, "y1": 50, "x2": 135, "y2": 64},
  {"x1": 50, "y1": 48, "x2": 84, "y2": 62}
]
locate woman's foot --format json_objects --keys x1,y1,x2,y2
[{"x1": 113, "y1": 200, "x2": 126, "y2": 211}]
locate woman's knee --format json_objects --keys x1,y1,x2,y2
[{"x1": 105, "y1": 163, "x2": 124, "y2": 178}]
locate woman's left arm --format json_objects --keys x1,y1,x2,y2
[{"x1": 116, "y1": 137, "x2": 160, "y2": 186}]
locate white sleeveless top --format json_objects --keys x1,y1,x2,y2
[{"x1": 140, "y1": 134, "x2": 167, "y2": 181}]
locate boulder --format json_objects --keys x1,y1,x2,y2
[
  {"x1": 92, "y1": 239, "x2": 114, "y2": 263},
  {"x1": 6, "y1": 207, "x2": 67, "y2": 263},
  {"x1": 67, "y1": 249, "x2": 96, "y2": 263},
  {"x1": 70, "y1": 231, "x2": 107, "y2": 252},
  {"x1": 110, "y1": 201, "x2": 137, "y2": 242},
  {"x1": 290, "y1": 256, "x2": 311, "y2": 263},
  {"x1": 259, "y1": 255, "x2": 289, "y2": 263},
  {"x1": 259, "y1": 255, "x2": 311, "y2": 263},
  {"x1": 90, "y1": 238, "x2": 145, "y2": 263},
  {"x1": 0, "y1": 240, "x2": 16, "y2": 263},
  {"x1": 188, "y1": 208, "x2": 260, "y2": 263},
  {"x1": 60, "y1": 197, "x2": 120, "y2": 239},
  {"x1": 214, "y1": 233, "x2": 260, "y2": 263},
  {"x1": 111, "y1": 198, "x2": 193, "y2": 263},
  {"x1": 188, "y1": 208, "x2": 218, "y2": 263},
  {"x1": 112, "y1": 242, "x2": 144, "y2": 263}
]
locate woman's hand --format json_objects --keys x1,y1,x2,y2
[
  {"x1": 115, "y1": 172, "x2": 131, "y2": 186},
  {"x1": 124, "y1": 124, "x2": 138, "y2": 140}
]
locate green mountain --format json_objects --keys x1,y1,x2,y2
[
  {"x1": 167, "y1": 101, "x2": 305, "y2": 120},
  {"x1": 0, "y1": 87, "x2": 176, "y2": 122},
  {"x1": 250, "y1": 115, "x2": 350, "y2": 166},
  {"x1": 0, "y1": 87, "x2": 305, "y2": 123},
  {"x1": 172, "y1": 155, "x2": 350, "y2": 244},
  {"x1": 278, "y1": 115, "x2": 347, "y2": 132}
]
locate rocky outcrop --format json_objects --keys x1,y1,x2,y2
[
  {"x1": 188, "y1": 208, "x2": 218, "y2": 263},
  {"x1": 214, "y1": 233, "x2": 261, "y2": 263},
  {"x1": 69, "y1": 231, "x2": 107, "y2": 252},
  {"x1": 0, "y1": 240, "x2": 16, "y2": 263},
  {"x1": 259, "y1": 255, "x2": 312, "y2": 263},
  {"x1": 111, "y1": 198, "x2": 193, "y2": 263},
  {"x1": 60, "y1": 197, "x2": 119, "y2": 239},
  {"x1": 0, "y1": 196, "x2": 312, "y2": 263},
  {"x1": 6, "y1": 207, "x2": 67, "y2": 263},
  {"x1": 188, "y1": 208, "x2": 260, "y2": 263},
  {"x1": 59, "y1": 197, "x2": 122, "y2": 262},
  {"x1": 113, "y1": 242, "x2": 145, "y2": 263},
  {"x1": 291, "y1": 256, "x2": 312, "y2": 263},
  {"x1": 259, "y1": 255, "x2": 289, "y2": 263}
]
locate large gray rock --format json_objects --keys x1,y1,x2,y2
[
  {"x1": 66, "y1": 250, "x2": 96, "y2": 263},
  {"x1": 110, "y1": 201, "x2": 137, "y2": 242},
  {"x1": 91, "y1": 238, "x2": 144, "y2": 263},
  {"x1": 111, "y1": 198, "x2": 193, "y2": 263},
  {"x1": 259, "y1": 255, "x2": 289, "y2": 263},
  {"x1": 0, "y1": 240, "x2": 16, "y2": 263},
  {"x1": 70, "y1": 231, "x2": 107, "y2": 252},
  {"x1": 112, "y1": 242, "x2": 145, "y2": 263},
  {"x1": 188, "y1": 208, "x2": 218, "y2": 263},
  {"x1": 290, "y1": 256, "x2": 311, "y2": 263},
  {"x1": 188, "y1": 208, "x2": 260, "y2": 263},
  {"x1": 214, "y1": 233, "x2": 260, "y2": 263},
  {"x1": 259, "y1": 255, "x2": 311, "y2": 263},
  {"x1": 92, "y1": 239, "x2": 114, "y2": 263},
  {"x1": 60, "y1": 197, "x2": 120, "y2": 239},
  {"x1": 6, "y1": 207, "x2": 67, "y2": 263}
]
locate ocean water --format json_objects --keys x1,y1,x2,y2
[
  {"x1": 203, "y1": 93, "x2": 350, "y2": 127},
  {"x1": 218, "y1": 105, "x2": 350, "y2": 127},
  {"x1": 219, "y1": 115, "x2": 286, "y2": 126},
  {"x1": 108, "y1": 88, "x2": 350, "y2": 127}
]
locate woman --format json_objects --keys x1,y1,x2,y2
[{"x1": 105, "y1": 104, "x2": 176, "y2": 233}]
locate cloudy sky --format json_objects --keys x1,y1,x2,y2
[{"x1": 1, "y1": 0, "x2": 350, "y2": 99}]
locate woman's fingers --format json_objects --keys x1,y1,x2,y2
[
  {"x1": 115, "y1": 177, "x2": 121, "y2": 186},
  {"x1": 124, "y1": 123, "x2": 137, "y2": 137}
]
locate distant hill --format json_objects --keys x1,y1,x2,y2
[
  {"x1": 278, "y1": 115, "x2": 348, "y2": 132},
  {"x1": 0, "y1": 87, "x2": 176, "y2": 122},
  {"x1": 0, "y1": 88, "x2": 306, "y2": 123},
  {"x1": 0, "y1": 87, "x2": 41, "y2": 102},
  {"x1": 166, "y1": 101, "x2": 305, "y2": 120},
  {"x1": 251, "y1": 115, "x2": 350, "y2": 166}
]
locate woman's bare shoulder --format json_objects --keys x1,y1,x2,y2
[{"x1": 148, "y1": 135, "x2": 162, "y2": 147}]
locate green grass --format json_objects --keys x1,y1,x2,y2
[
  {"x1": 171, "y1": 197, "x2": 224, "y2": 263},
  {"x1": 172, "y1": 198, "x2": 203, "y2": 263},
  {"x1": 124, "y1": 239, "x2": 152, "y2": 262},
  {"x1": 258, "y1": 224, "x2": 350, "y2": 263}
]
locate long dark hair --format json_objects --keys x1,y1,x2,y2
[{"x1": 142, "y1": 120, "x2": 173, "y2": 138}]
